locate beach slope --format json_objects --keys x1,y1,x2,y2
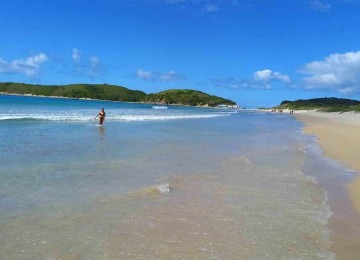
[
  {"x1": 295, "y1": 111, "x2": 360, "y2": 210},
  {"x1": 295, "y1": 111, "x2": 360, "y2": 259}
]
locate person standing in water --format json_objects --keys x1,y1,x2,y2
[{"x1": 95, "y1": 108, "x2": 106, "y2": 125}]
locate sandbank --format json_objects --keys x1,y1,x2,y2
[{"x1": 295, "y1": 110, "x2": 360, "y2": 259}]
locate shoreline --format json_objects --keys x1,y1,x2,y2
[
  {"x1": 294, "y1": 110, "x2": 360, "y2": 212},
  {"x1": 0, "y1": 92, "x2": 234, "y2": 109},
  {"x1": 294, "y1": 110, "x2": 360, "y2": 259}
]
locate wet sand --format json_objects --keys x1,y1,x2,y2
[{"x1": 295, "y1": 111, "x2": 360, "y2": 259}]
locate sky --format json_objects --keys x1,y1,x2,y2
[{"x1": 1, "y1": 0, "x2": 360, "y2": 107}]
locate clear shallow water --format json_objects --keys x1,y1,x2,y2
[{"x1": 0, "y1": 95, "x2": 334, "y2": 259}]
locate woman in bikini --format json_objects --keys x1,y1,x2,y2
[{"x1": 95, "y1": 108, "x2": 106, "y2": 125}]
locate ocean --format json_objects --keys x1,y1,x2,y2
[{"x1": 0, "y1": 95, "x2": 339, "y2": 259}]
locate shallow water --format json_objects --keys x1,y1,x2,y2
[{"x1": 0, "y1": 95, "x2": 336, "y2": 259}]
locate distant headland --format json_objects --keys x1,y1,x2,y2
[
  {"x1": 0, "y1": 82, "x2": 237, "y2": 107},
  {"x1": 275, "y1": 97, "x2": 360, "y2": 112}
]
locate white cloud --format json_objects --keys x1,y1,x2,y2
[
  {"x1": 205, "y1": 3, "x2": 219, "y2": 12},
  {"x1": 137, "y1": 69, "x2": 153, "y2": 81},
  {"x1": 0, "y1": 53, "x2": 48, "y2": 77},
  {"x1": 211, "y1": 78, "x2": 271, "y2": 90},
  {"x1": 253, "y1": 69, "x2": 290, "y2": 83},
  {"x1": 159, "y1": 70, "x2": 180, "y2": 81},
  {"x1": 70, "y1": 48, "x2": 103, "y2": 79},
  {"x1": 88, "y1": 56, "x2": 100, "y2": 77},
  {"x1": 163, "y1": 0, "x2": 239, "y2": 12},
  {"x1": 166, "y1": 0, "x2": 187, "y2": 4},
  {"x1": 72, "y1": 48, "x2": 80, "y2": 62},
  {"x1": 212, "y1": 69, "x2": 290, "y2": 90},
  {"x1": 300, "y1": 51, "x2": 360, "y2": 94},
  {"x1": 136, "y1": 69, "x2": 184, "y2": 82},
  {"x1": 90, "y1": 56, "x2": 99, "y2": 65},
  {"x1": 310, "y1": 0, "x2": 332, "y2": 11}
]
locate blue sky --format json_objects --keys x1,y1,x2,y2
[{"x1": 1, "y1": 0, "x2": 360, "y2": 107}]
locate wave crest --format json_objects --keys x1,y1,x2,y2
[{"x1": 0, "y1": 113, "x2": 230, "y2": 122}]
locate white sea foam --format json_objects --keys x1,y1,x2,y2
[
  {"x1": 152, "y1": 106, "x2": 168, "y2": 109},
  {"x1": 115, "y1": 114, "x2": 229, "y2": 121},
  {"x1": 0, "y1": 112, "x2": 230, "y2": 122},
  {"x1": 156, "y1": 183, "x2": 170, "y2": 193}
]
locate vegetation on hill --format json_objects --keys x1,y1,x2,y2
[
  {"x1": 143, "y1": 89, "x2": 236, "y2": 107},
  {"x1": 276, "y1": 97, "x2": 360, "y2": 112},
  {"x1": 0, "y1": 83, "x2": 236, "y2": 107},
  {"x1": 0, "y1": 82, "x2": 146, "y2": 102}
]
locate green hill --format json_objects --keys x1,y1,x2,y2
[
  {"x1": 276, "y1": 97, "x2": 360, "y2": 112},
  {"x1": 0, "y1": 83, "x2": 236, "y2": 107},
  {"x1": 143, "y1": 89, "x2": 236, "y2": 107},
  {"x1": 0, "y1": 82, "x2": 146, "y2": 102}
]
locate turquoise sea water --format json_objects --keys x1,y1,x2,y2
[{"x1": 0, "y1": 94, "x2": 345, "y2": 259}]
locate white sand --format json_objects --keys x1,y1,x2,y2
[{"x1": 295, "y1": 110, "x2": 360, "y2": 259}]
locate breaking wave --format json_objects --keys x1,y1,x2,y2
[{"x1": 0, "y1": 111, "x2": 231, "y2": 122}]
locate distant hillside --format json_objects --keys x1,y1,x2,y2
[
  {"x1": 143, "y1": 89, "x2": 236, "y2": 107},
  {"x1": 276, "y1": 97, "x2": 360, "y2": 112},
  {"x1": 0, "y1": 82, "x2": 146, "y2": 102},
  {"x1": 0, "y1": 83, "x2": 236, "y2": 107}
]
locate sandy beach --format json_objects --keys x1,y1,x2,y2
[{"x1": 295, "y1": 110, "x2": 360, "y2": 259}]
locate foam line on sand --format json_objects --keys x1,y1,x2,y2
[{"x1": 295, "y1": 110, "x2": 360, "y2": 259}]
